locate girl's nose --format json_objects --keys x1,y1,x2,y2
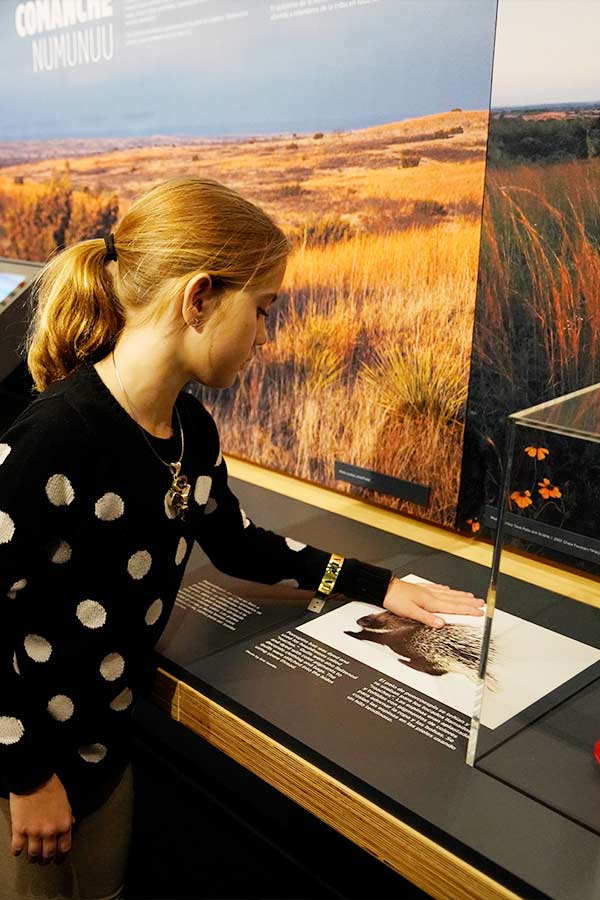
[{"x1": 255, "y1": 316, "x2": 268, "y2": 347}]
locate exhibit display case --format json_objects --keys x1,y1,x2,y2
[
  {"x1": 467, "y1": 383, "x2": 600, "y2": 839},
  {"x1": 153, "y1": 473, "x2": 600, "y2": 900}
]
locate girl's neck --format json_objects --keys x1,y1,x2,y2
[{"x1": 94, "y1": 329, "x2": 187, "y2": 439}]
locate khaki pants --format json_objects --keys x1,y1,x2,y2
[{"x1": 0, "y1": 765, "x2": 133, "y2": 900}]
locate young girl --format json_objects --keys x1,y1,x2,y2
[{"x1": 0, "y1": 176, "x2": 482, "y2": 900}]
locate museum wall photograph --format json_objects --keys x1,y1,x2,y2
[
  {"x1": 458, "y1": 0, "x2": 600, "y2": 568},
  {"x1": 0, "y1": 0, "x2": 497, "y2": 527},
  {"x1": 3, "y1": 0, "x2": 600, "y2": 561}
]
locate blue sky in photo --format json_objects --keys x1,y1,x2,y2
[
  {"x1": 0, "y1": 0, "x2": 497, "y2": 140},
  {"x1": 492, "y1": 0, "x2": 600, "y2": 108}
]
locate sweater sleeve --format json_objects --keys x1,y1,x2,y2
[
  {"x1": 0, "y1": 404, "x2": 64, "y2": 794},
  {"x1": 192, "y1": 441, "x2": 393, "y2": 606}
]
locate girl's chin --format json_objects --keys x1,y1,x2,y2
[{"x1": 213, "y1": 371, "x2": 239, "y2": 389}]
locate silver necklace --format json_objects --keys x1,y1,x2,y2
[{"x1": 111, "y1": 350, "x2": 191, "y2": 520}]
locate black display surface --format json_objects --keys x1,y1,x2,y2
[{"x1": 156, "y1": 478, "x2": 600, "y2": 900}]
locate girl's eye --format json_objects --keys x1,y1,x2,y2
[{"x1": 257, "y1": 307, "x2": 269, "y2": 319}]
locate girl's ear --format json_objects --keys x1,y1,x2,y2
[{"x1": 182, "y1": 273, "x2": 213, "y2": 328}]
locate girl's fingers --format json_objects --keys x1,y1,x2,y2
[
  {"x1": 11, "y1": 831, "x2": 25, "y2": 856},
  {"x1": 412, "y1": 605, "x2": 445, "y2": 629},
  {"x1": 444, "y1": 596, "x2": 484, "y2": 608},
  {"x1": 447, "y1": 604, "x2": 484, "y2": 616},
  {"x1": 428, "y1": 599, "x2": 485, "y2": 615},
  {"x1": 428, "y1": 589, "x2": 483, "y2": 604},
  {"x1": 428, "y1": 583, "x2": 474, "y2": 594},
  {"x1": 57, "y1": 827, "x2": 73, "y2": 856},
  {"x1": 42, "y1": 836, "x2": 58, "y2": 863},
  {"x1": 429, "y1": 586, "x2": 477, "y2": 599},
  {"x1": 26, "y1": 835, "x2": 42, "y2": 862}
]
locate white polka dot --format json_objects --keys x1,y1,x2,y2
[
  {"x1": 205, "y1": 498, "x2": 218, "y2": 515},
  {"x1": 95, "y1": 492, "x2": 124, "y2": 521},
  {"x1": 0, "y1": 717, "x2": 24, "y2": 745},
  {"x1": 277, "y1": 579, "x2": 300, "y2": 588},
  {"x1": 145, "y1": 598, "x2": 163, "y2": 626},
  {"x1": 24, "y1": 634, "x2": 52, "y2": 663},
  {"x1": 127, "y1": 550, "x2": 152, "y2": 580},
  {"x1": 12, "y1": 652, "x2": 20, "y2": 675},
  {"x1": 9, "y1": 578, "x2": 27, "y2": 593},
  {"x1": 215, "y1": 447, "x2": 223, "y2": 467},
  {"x1": 240, "y1": 508, "x2": 250, "y2": 529},
  {"x1": 78, "y1": 743, "x2": 107, "y2": 763},
  {"x1": 175, "y1": 537, "x2": 187, "y2": 566},
  {"x1": 76, "y1": 600, "x2": 107, "y2": 629},
  {"x1": 110, "y1": 688, "x2": 133, "y2": 712},
  {"x1": 50, "y1": 540, "x2": 71, "y2": 564},
  {"x1": 100, "y1": 652, "x2": 124, "y2": 681},
  {"x1": 45, "y1": 474, "x2": 75, "y2": 506},
  {"x1": 0, "y1": 511, "x2": 15, "y2": 544},
  {"x1": 47, "y1": 695, "x2": 74, "y2": 722},
  {"x1": 164, "y1": 492, "x2": 177, "y2": 520},
  {"x1": 285, "y1": 537, "x2": 306, "y2": 552},
  {"x1": 7, "y1": 578, "x2": 27, "y2": 599},
  {"x1": 0, "y1": 444, "x2": 11, "y2": 465},
  {"x1": 193, "y1": 475, "x2": 212, "y2": 507}
]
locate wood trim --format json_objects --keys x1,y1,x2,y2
[
  {"x1": 225, "y1": 455, "x2": 600, "y2": 609},
  {"x1": 150, "y1": 668, "x2": 522, "y2": 900}
]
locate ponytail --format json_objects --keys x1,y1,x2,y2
[
  {"x1": 26, "y1": 176, "x2": 289, "y2": 393},
  {"x1": 27, "y1": 238, "x2": 124, "y2": 391}
]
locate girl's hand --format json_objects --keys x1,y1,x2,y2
[
  {"x1": 383, "y1": 578, "x2": 484, "y2": 628},
  {"x1": 9, "y1": 774, "x2": 75, "y2": 864}
]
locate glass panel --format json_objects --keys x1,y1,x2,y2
[
  {"x1": 467, "y1": 398, "x2": 600, "y2": 837},
  {"x1": 510, "y1": 381, "x2": 600, "y2": 443}
]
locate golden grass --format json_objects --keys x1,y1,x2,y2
[
  {"x1": 478, "y1": 161, "x2": 600, "y2": 399},
  {"x1": 211, "y1": 219, "x2": 482, "y2": 525},
  {"x1": 0, "y1": 112, "x2": 488, "y2": 525},
  {"x1": 347, "y1": 160, "x2": 486, "y2": 205}
]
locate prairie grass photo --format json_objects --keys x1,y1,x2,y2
[
  {"x1": 0, "y1": 0, "x2": 497, "y2": 527},
  {"x1": 459, "y1": 0, "x2": 600, "y2": 555},
  {"x1": 0, "y1": 110, "x2": 490, "y2": 526}
]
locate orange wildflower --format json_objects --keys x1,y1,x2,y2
[
  {"x1": 466, "y1": 518, "x2": 481, "y2": 534},
  {"x1": 525, "y1": 446, "x2": 549, "y2": 460},
  {"x1": 510, "y1": 490, "x2": 533, "y2": 509},
  {"x1": 538, "y1": 478, "x2": 561, "y2": 500}
]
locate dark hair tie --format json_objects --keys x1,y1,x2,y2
[{"x1": 104, "y1": 233, "x2": 117, "y2": 263}]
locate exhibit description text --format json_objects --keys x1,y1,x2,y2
[
  {"x1": 348, "y1": 678, "x2": 469, "y2": 751},
  {"x1": 175, "y1": 580, "x2": 261, "y2": 631},
  {"x1": 246, "y1": 631, "x2": 359, "y2": 682},
  {"x1": 124, "y1": 0, "x2": 249, "y2": 46},
  {"x1": 270, "y1": 0, "x2": 381, "y2": 22}
]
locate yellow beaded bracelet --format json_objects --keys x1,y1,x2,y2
[{"x1": 307, "y1": 553, "x2": 345, "y2": 614}]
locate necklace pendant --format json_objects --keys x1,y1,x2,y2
[{"x1": 166, "y1": 464, "x2": 190, "y2": 521}]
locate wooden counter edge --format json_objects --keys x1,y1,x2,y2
[{"x1": 150, "y1": 667, "x2": 523, "y2": 900}]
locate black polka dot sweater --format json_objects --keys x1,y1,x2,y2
[{"x1": 0, "y1": 363, "x2": 393, "y2": 807}]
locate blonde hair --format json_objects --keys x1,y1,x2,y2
[{"x1": 27, "y1": 177, "x2": 290, "y2": 391}]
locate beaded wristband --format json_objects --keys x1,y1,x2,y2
[{"x1": 307, "y1": 553, "x2": 345, "y2": 614}]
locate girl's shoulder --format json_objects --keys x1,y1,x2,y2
[{"x1": 1, "y1": 379, "x2": 90, "y2": 465}]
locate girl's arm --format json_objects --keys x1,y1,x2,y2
[
  {"x1": 192, "y1": 447, "x2": 483, "y2": 622},
  {"x1": 1, "y1": 405, "x2": 77, "y2": 862},
  {"x1": 192, "y1": 444, "x2": 392, "y2": 602},
  {"x1": 0, "y1": 428, "x2": 60, "y2": 794}
]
